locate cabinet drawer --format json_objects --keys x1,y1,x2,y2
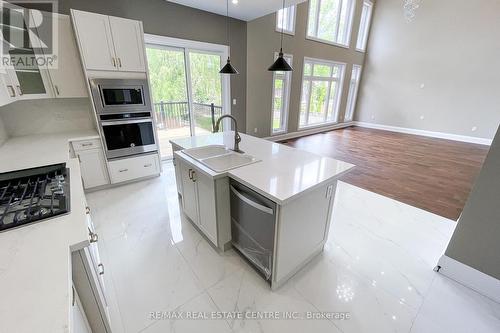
[
  {"x1": 72, "y1": 138, "x2": 102, "y2": 151},
  {"x1": 108, "y1": 154, "x2": 159, "y2": 184}
]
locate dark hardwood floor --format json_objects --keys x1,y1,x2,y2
[{"x1": 283, "y1": 127, "x2": 490, "y2": 221}]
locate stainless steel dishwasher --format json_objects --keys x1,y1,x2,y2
[{"x1": 230, "y1": 180, "x2": 277, "y2": 280}]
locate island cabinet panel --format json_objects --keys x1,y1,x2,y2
[
  {"x1": 196, "y1": 171, "x2": 218, "y2": 244},
  {"x1": 178, "y1": 160, "x2": 220, "y2": 247},
  {"x1": 180, "y1": 161, "x2": 199, "y2": 224},
  {"x1": 272, "y1": 182, "x2": 337, "y2": 288}
]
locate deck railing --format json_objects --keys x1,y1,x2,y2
[{"x1": 153, "y1": 101, "x2": 223, "y2": 132}]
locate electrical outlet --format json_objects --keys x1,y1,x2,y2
[
  {"x1": 420, "y1": 83, "x2": 425, "y2": 89},
  {"x1": 420, "y1": 115, "x2": 425, "y2": 120},
  {"x1": 472, "y1": 126, "x2": 477, "y2": 132},
  {"x1": 232, "y1": 99, "x2": 237, "y2": 105},
  {"x1": 254, "y1": 128, "x2": 258, "y2": 133}
]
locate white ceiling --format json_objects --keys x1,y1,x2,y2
[{"x1": 168, "y1": 0, "x2": 307, "y2": 21}]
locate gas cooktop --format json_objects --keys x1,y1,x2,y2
[{"x1": 0, "y1": 163, "x2": 70, "y2": 232}]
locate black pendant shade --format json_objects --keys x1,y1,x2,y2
[
  {"x1": 268, "y1": 49, "x2": 293, "y2": 72},
  {"x1": 220, "y1": 57, "x2": 239, "y2": 74},
  {"x1": 269, "y1": 0, "x2": 293, "y2": 72},
  {"x1": 220, "y1": 0, "x2": 239, "y2": 75}
]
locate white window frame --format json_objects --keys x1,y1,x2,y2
[
  {"x1": 306, "y1": 0, "x2": 356, "y2": 48},
  {"x1": 271, "y1": 52, "x2": 293, "y2": 135},
  {"x1": 356, "y1": 0, "x2": 373, "y2": 52},
  {"x1": 276, "y1": 5, "x2": 296, "y2": 35},
  {"x1": 344, "y1": 64, "x2": 362, "y2": 122},
  {"x1": 298, "y1": 57, "x2": 346, "y2": 130}
]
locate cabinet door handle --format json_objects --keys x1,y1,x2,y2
[
  {"x1": 188, "y1": 169, "x2": 193, "y2": 180},
  {"x1": 85, "y1": 206, "x2": 91, "y2": 214},
  {"x1": 117, "y1": 57, "x2": 122, "y2": 68},
  {"x1": 112, "y1": 57, "x2": 117, "y2": 67},
  {"x1": 6, "y1": 85, "x2": 15, "y2": 97},
  {"x1": 16, "y1": 85, "x2": 22, "y2": 96},
  {"x1": 191, "y1": 170, "x2": 196, "y2": 182},
  {"x1": 98, "y1": 263, "x2": 104, "y2": 275},
  {"x1": 72, "y1": 286, "x2": 75, "y2": 306},
  {"x1": 81, "y1": 143, "x2": 93, "y2": 147},
  {"x1": 77, "y1": 154, "x2": 81, "y2": 163},
  {"x1": 144, "y1": 163, "x2": 152, "y2": 168},
  {"x1": 118, "y1": 168, "x2": 128, "y2": 173},
  {"x1": 54, "y1": 85, "x2": 60, "y2": 96}
]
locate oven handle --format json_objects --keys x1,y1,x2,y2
[{"x1": 100, "y1": 119, "x2": 153, "y2": 126}]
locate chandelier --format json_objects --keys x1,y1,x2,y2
[{"x1": 403, "y1": 0, "x2": 421, "y2": 22}]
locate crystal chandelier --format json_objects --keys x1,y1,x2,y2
[{"x1": 403, "y1": 0, "x2": 421, "y2": 22}]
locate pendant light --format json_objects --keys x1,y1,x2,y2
[
  {"x1": 220, "y1": 0, "x2": 239, "y2": 74},
  {"x1": 268, "y1": 0, "x2": 293, "y2": 72}
]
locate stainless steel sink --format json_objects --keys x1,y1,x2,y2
[
  {"x1": 200, "y1": 153, "x2": 260, "y2": 172},
  {"x1": 181, "y1": 145, "x2": 260, "y2": 172}
]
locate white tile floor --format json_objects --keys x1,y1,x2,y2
[{"x1": 86, "y1": 162, "x2": 500, "y2": 333}]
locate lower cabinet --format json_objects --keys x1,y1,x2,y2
[
  {"x1": 72, "y1": 139, "x2": 110, "y2": 190},
  {"x1": 179, "y1": 160, "x2": 223, "y2": 246},
  {"x1": 72, "y1": 206, "x2": 112, "y2": 333},
  {"x1": 72, "y1": 284, "x2": 92, "y2": 333},
  {"x1": 108, "y1": 153, "x2": 160, "y2": 184}
]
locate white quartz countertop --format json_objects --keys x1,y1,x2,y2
[
  {"x1": 0, "y1": 130, "x2": 99, "y2": 333},
  {"x1": 171, "y1": 132, "x2": 355, "y2": 205}
]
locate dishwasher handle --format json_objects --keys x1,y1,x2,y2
[{"x1": 230, "y1": 185, "x2": 274, "y2": 215}]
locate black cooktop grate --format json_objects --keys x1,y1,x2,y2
[{"x1": 0, "y1": 163, "x2": 70, "y2": 232}]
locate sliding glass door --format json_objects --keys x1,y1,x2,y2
[{"x1": 146, "y1": 39, "x2": 228, "y2": 159}]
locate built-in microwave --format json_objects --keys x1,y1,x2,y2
[{"x1": 90, "y1": 78, "x2": 152, "y2": 114}]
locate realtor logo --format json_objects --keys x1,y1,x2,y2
[{"x1": 0, "y1": 0, "x2": 59, "y2": 69}]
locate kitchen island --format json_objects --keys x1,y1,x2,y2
[{"x1": 171, "y1": 132, "x2": 355, "y2": 289}]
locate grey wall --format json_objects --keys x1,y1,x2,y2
[
  {"x1": 246, "y1": 1, "x2": 368, "y2": 137},
  {"x1": 444, "y1": 125, "x2": 500, "y2": 280},
  {"x1": 59, "y1": 0, "x2": 247, "y2": 132},
  {"x1": 0, "y1": 98, "x2": 95, "y2": 137},
  {"x1": 0, "y1": 116, "x2": 7, "y2": 146},
  {"x1": 356, "y1": 0, "x2": 500, "y2": 139}
]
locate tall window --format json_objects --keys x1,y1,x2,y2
[
  {"x1": 344, "y1": 65, "x2": 362, "y2": 122},
  {"x1": 299, "y1": 58, "x2": 345, "y2": 128},
  {"x1": 276, "y1": 5, "x2": 296, "y2": 35},
  {"x1": 307, "y1": 0, "x2": 355, "y2": 47},
  {"x1": 356, "y1": 0, "x2": 373, "y2": 51},
  {"x1": 271, "y1": 53, "x2": 293, "y2": 134}
]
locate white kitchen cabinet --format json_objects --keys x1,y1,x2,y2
[
  {"x1": 71, "y1": 10, "x2": 117, "y2": 71},
  {"x1": 35, "y1": 13, "x2": 88, "y2": 98},
  {"x1": 0, "y1": 1, "x2": 52, "y2": 100},
  {"x1": 72, "y1": 285, "x2": 92, "y2": 333},
  {"x1": 180, "y1": 162, "x2": 199, "y2": 223},
  {"x1": 108, "y1": 153, "x2": 160, "y2": 184},
  {"x1": 72, "y1": 139, "x2": 110, "y2": 190},
  {"x1": 71, "y1": 10, "x2": 146, "y2": 73},
  {"x1": 109, "y1": 16, "x2": 146, "y2": 72},
  {"x1": 179, "y1": 160, "x2": 219, "y2": 245}
]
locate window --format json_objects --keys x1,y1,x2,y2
[
  {"x1": 307, "y1": 0, "x2": 355, "y2": 47},
  {"x1": 271, "y1": 53, "x2": 293, "y2": 134},
  {"x1": 276, "y1": 5, "x2": 296, "y2": 35},
  {"x1": 299, "y1": 58, "x2": 345, "y2": 128},
  {"x1": 356, "y1": 0, "x2": 373, "y2": 51},
  {"x1": 344, "y1": 65, "x2": 362, "y2": 122}
]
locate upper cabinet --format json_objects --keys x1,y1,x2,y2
[
  {"x1": 71, "y1": 10, "x2": 146, "y2": 73},
  {"x1": 35, "y1": 13, "x2": 88, "y2": 98},
  {"x1": 0, "y1": 1, "x2": 52, "y2": 100}
]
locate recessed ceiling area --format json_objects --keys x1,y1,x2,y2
[{"x1": 167, "y1": 0, "x2": 307, "y2": 21}]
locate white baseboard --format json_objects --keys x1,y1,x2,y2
[
  {"x1": 264, "y1": 122, "x2": 354, "y2": 142},
  {"x1": 354, "y1": 121, "x2": 492, "y2": 146},
  {"x1": 437, "y1": 255, "x2": 500, "y2": 304}
]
